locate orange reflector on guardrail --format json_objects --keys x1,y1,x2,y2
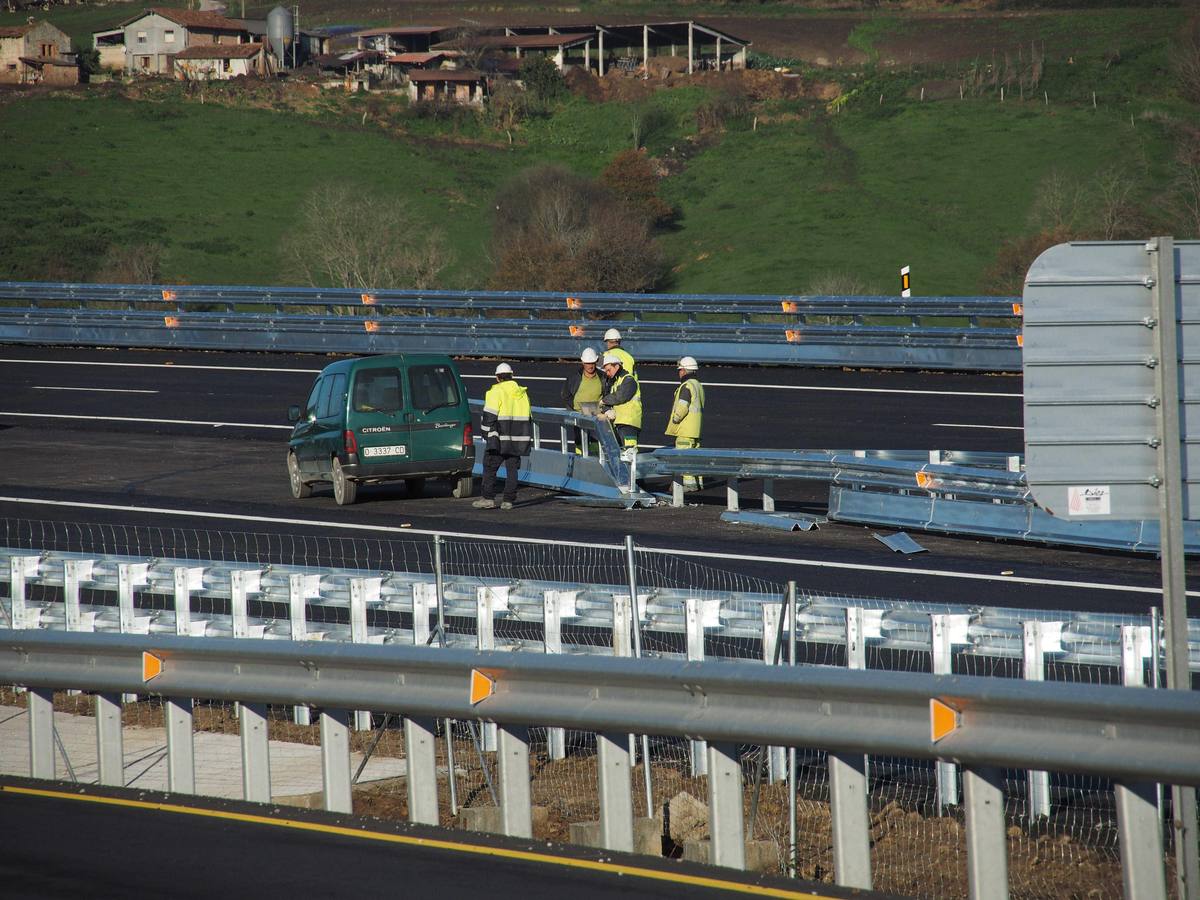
[
  {"x1": 781, "y1": 300, "x2": 798, "y2": 313},
  {"x1": 143, "y1": 652, "x2": 163, "y2": 683},
  {"x1": 569, "y1": 325, "x2": 585, "y2": 337},
  {"x1": 1016, "y1": 334, "x2": 1024, "y2": 348},
  {"x1": 1012, "y1": 302, "x2": 1023, "y2": 316},
  {"x1": 566, "y1": 297, "x2": 582, "y2": 310},
  {"x1": 930, "y1": 698, "x2": 960, "y2": 743},
  {"x1": 915, "y1": 472, "x2": 934, "y2": 489},
  {"x1": 364, "y1": 320, "x2": 379, "y2": 333},
  {"x1": 161, "y1": 290, "x2": 176, "y2": 302},
  {"x1": 361, "y1": 294, "x2": 376, "y2": 305},
  {"x1": 470, "y1": 669, "x2": 495, "y2": 705},
  {"x1": 163, "y1": 316, "x2": 179, "y2": 329},
  {"x1": 785, "y1": 329, "x2": 802, "y2": 343}
]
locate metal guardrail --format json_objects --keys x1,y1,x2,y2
[
  {"x1": 2, "y1": 628, "x2": 1197, "y2": 895},
  {"x1": 0, "y1": 281, "x2": 1023, "y2": 371}
]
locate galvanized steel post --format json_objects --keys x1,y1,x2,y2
[
  {"x1": 964, "y1": 766, "x2": 1009, "y2": 900},
  {"x1": 625, "y1": 534, "x2": 654, "y2": 820},
  {"x1": 830, "y1": 607, "x2": 871, "y2": 889},
  {"x1": 319, "y1": 708, "x2": 353, "y2": 814}
]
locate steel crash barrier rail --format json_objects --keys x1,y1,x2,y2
[
  {"x1": 2, "y1": 629, "x2": 1198, "y2": 899},
  {"x1": 0, "y1": 281, "x2": 1023, "y2": 371}
]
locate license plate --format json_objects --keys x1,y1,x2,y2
[{"x1": 362, "y1": 444, "x2": 407, "y2": 458}]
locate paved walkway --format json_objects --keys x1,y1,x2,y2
[{"x1": 0, "y1": 704, "x2": 406, "y2": 802}]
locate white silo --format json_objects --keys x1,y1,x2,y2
[{"x1": 267, "y1": 6, "x2": 294, "y2": 68}]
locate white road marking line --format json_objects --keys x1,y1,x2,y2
[
  {"x1": 0, "y1": 496, "x2": 1183, "y2": 597},
  {"x1": 0, "y1": 359, "x2": 1021, "y2": 398},
  {"x1": 933, "y1": 423, "x2": 1024, "y2": 431},
  {"x1": 33, "y1": 386, "x2": 158, "y2": 394},
  {"x1": 0, "y1": 412, "x2": 291, "y2": 430}
]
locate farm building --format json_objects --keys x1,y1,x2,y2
[
  {"x1": 0, "y1": 19, "x2": 78, "y2": 85},
  {"x1": 407, "y1": 68, "x2": 486, "y2": 106},
  {"x1": 173, "y1": 42, "x2": 267, "y2": 80}
]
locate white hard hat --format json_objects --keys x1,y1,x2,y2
[
  {"x1": 495, "y1": 363, "x2": 513, "y2": 376},
  {"x1": 678, "y1": 356, "x2": 698, "y2": 371},
  {"x1": 603, "y1": 328, "x2": 622, "y2": 342},
  {"x1": 601, "y1": 352, "x2": 622, "y2": 367},
  {"x1": 580, "y1": 347, "x2": 600, "y2": 364}
]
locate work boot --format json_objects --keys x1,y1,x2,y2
[
  {"x1": 472, "y1": 498, "x2": 496, "y2": 509},
  {"x1": 499, "y1": 501, "x2": 514, "y2": 510}
]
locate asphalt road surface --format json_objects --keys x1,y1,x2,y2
[
  {"x1": 0, "y1": 779, "x2": 879, "y2": 900},
  {"x1": 0, "y1": 346, "x2": 1194, "y2": 617}
]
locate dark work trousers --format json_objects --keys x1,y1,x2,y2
[{"x1": 481, "y1": 450, "x2": 521, "y2": 502}]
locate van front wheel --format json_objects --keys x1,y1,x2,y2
[
  {"x1": 332, "y1": 458, "x2": 358, "y2": 506},
  {"x1": 287, "y1": 452, "x2": 312, "y2": 499}
]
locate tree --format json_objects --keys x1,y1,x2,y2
[
  {"x1": 518, "y1": 54, "x2": 565, "y2": 105},
  {"x1": 281, "y1": 183, "x2": 452, "y2": 290},
  {"x1": 599, "y1": 149, "x2": 674, "y2": 227},
  {"x1": 490, "y1": 164, "x2": 666, "y2": 292}
]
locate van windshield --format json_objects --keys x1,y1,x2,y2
[
  {"x1": 410, "y1": 364, "x2": 460, "y2": 412},
  {"x1": 353, "y1": 368, "x2": 403, "y2": 413}
]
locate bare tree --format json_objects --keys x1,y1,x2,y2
[
  {"x1": 1028, "y1": 168, "x2": 1082, "y2": 233},
  {"x1": 1170, "y1": 14, "x2": 1200, "y2": 103},
  {"x1": 94, "y1": 243, "x2": 164, "y2": 284},
  {"x1": 1093, "y1": 166, "x2": 1138, "y2": 240},
  {"x1": 282, "y1": 183, "x2": 452, "y2": 290},
  {"x1": 1171, "y1": 130, "x2": 1200, "y2": 238}
]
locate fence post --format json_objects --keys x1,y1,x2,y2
[
  {"x1": 787, "y1": 580, "x2": 798, "y2": 878},
  {"x1": 707, "y1": 742, "x2": 746, "y2": 870},
  {"x1": 1022, "y1": 620, "x2": 1054, "y2": 820},
  {"x1": 8, "y1": 555, "x2": 40, "y2": 629},
  {"x1": 931, "y1": 614, "x2": 969, "y2": 808},
  {"x1": 829, "y1": 606, "x2": 871, "y2": 889},
  {"x1": 964, "y1": 766, "x2": 1008, "y2": 900},
  {"x1": 165, "y1": 696, "x2": 195, "y2": 794},
  {"x1": 624, "y1": 535, "x2": 653, "y2": 820},
  {"x1": 95, "y1": 692, "x2": 124, "y2": 786},
  {"x1": 685, "y1": 597, "x2": 708, "y2": 776},
  {"x1": 64, "y1": 559, "x2": 94, "y2": 633},
  {"x1": 760, "y1": 602, "x2": 785, "y2": 782},
  {"x1": 319, "y1": 708, "x2": 353, "y2": 815},
  {"x1": 350, "y1": 577, "x2": 380, "y2": 731},
  {"x1": 497, "y1": 724, "x2": 533, "y2": 838},
  {"x1": 1116, "y1": 625, "x2": 1167, "y2": 900},
  {"x1": 544, "y1": 590, "x2": 567, "y2": 761}
]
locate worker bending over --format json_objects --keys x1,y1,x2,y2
[{"x1": 599, "y1": 351, "x2": 642, "y2": 460}]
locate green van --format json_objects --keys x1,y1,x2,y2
[{"x1": 286, "y1": 354, "x2": 474, "y2": 505}]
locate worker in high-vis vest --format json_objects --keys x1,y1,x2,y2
[
  {"x1": 665, "y1": 356, "x2": 705, "y2": 490},
  {"x1": 603, "y1": 328, "x2": 636, "y2": 379},
  {"x1": 561, "y1": 347, "x2": 604, "y2": 454},
  {"x1": 599, "y1": 351, "x2": 642, "y2": 461},
  {"x1": 474, "y1": 363, "x2": 532, "y2": 510}
]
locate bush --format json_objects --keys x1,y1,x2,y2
[
  {"x1": 519, "y1": 55, "x2": 566, "y2": 105},
  {"x1": 490, "y1": 164, "x2": 666, "y2": 292},
  {"x1": 599, "y1": 149, "x2": 674, "y2": 227}
]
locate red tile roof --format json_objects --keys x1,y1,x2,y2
[
  {"x1": 173, "y1": 41, "x2": 263, "y2": 60},
  {"x1": 128, "y1": 7, "x2": 245, "y2": 31},
  {"x1": 0, "y1": 24, "x2": 35, "y2": 38},
  {"x1": 354, "y1": 25, "x2": 448, "y2": 37},
  {"x1": 433, "y1": 32, "x2": 591, "y2": 51},
  {"x1": 386, "y1": 52, "x2": 444, "y2": 65},
  {"x1": 407, "y1": 68, "x2": 484, "y2": 82}
]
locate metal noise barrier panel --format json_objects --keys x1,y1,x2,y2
[{"x1": 0, "y1": 281, "x2": 1023, "y2": 371}]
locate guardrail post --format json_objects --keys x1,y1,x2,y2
[
  {"x1": 543, "y1": 590, "x2": 567, "y2": 761},
  {"x1": 8, "y1": 555, "x2": 40, "y2": 629},
  {"x1": 830, "y1": 606, "x2": 872, "y2": 889},
  {"x1": 685, "y1": 597, "x2": 708, "y2": 776},
  {"x1": 726, "y1": 479, "x2": 741, "y2": 513},
  {"x1": 560, "y1": 424, "x2": 570, "y2": 454},
  {"x1": 350, "y1": 577, "x2": 380, "y2": 732},
  {"x1": 597, "y1": 731, "x2": 635, "y2": 853},
  {"x1": 1116, "y1": 625, "x2": 1167, "y2": 900},
  {"x1": 931, "y1": 614, "x2": 969, "y2": 808},
  {"x1": 319, "y1": 708, "x2": 353, "y2": 814},
  {"x1": 1023, "y1": 620, "x2": 1054, "y2": 820},
  {"x1": 173, "y1": 566, "x2": 204, "y2": 638},
  {"x1": 412, "y1": 583, "x2": 435, "y2": 647},
  {"x1": 118, "y1": 562, "x2": 149, "y2": 702},
  {"x1": 239, "y1": 702, "x2": 271, "y2": 804},
  {"x1": 477, "y1": 586, "x2": 506, "y2": 752},
  {"x1": 289, "y1": 573, "x2": 319, "y2": 726},
  {"x1": 762, "y1": 478, "x2": 776, "y2": 513},
  {"x1": 95, "y1": 692, "x2": 124, "y2": 786},
  {"x1": 707, "y1": 742, "x2": 746, "y2": 870},
  {"x1": 672, "y1": 478, "x2": 684, "y2": 508},
  {"x1": 761, "y1": 602, "x2": 785, "y2": 783},
  {"x1": 964, "y1": 766, "x2": 1008, "y2": 900},
  {"x1": 64, "y1": 559, "x2": 94, "y2": 633},
  {"x1": 497, "y1": 724, "x2": 533, "y2": 838},
  {"x1": 230, "y1": 569, "x2": 261, "y2": 640},
  {"x1": 612, "y1": 593, "x2": 632, "y2": 658},
  {"x1": 29, "y1": 686, "x2": 54, "y2": 779},
  {"x1": 404, "y1": 716, "x2": 439, "y2": 825},
  {"x1": 165, "y1": 696, "x2": 195, "y2": 794},
  {"x1": 531, "y1": 421, "x2": 542, "y2": 451}
]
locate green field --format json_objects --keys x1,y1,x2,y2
[{"x1": 0, "y1": 2, "x2": 1194, "y2": 294}]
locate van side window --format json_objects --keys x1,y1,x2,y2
[
  {"x1": 353, "y1": 368, "x2": 403, "y2": 413},
  {"x1": 410, "y1": 364, "x2": 460, "y2": 411},
  {"x1": 304, "y1": 377, "x2": 324, "y2": 417},
  {"x1": 319, "y1": 373, "x2": 347, "y2": 419}
]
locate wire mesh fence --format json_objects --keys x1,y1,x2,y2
[{"x1": 1, "y1": 516, "x2": 1194, "y2": 898}]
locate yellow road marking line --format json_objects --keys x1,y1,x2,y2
[{"x1": 2, "y1": 785, "x2": 836, "y2": 899}]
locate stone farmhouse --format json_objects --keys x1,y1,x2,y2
[{"x1": 0, "y1": 19, "x2": 79, "y2": 85}]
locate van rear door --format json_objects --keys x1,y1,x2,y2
[
  {"x1": 349, "y1": 364, "x2": 411, "y2": 464},
  {"x1": 406, "y1": 362, "x2": 467, "y2": 463}
]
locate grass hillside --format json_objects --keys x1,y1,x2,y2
[{"x1": 0, "y1": 3, "x2": 1195, "y2": 295}]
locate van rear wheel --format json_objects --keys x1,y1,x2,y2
[
  {"x1": 405, "y1": 477, "x2": 425, "y2": 498},
  {"x1": 332, "y1": 458, "x2": 357, "y2": 506},
  {"x1": 287, "y1": 452, "x2": 311, "y2": 499},
  {"x1": 451, "y1": 474, "x2": 474, "y2": 499}
]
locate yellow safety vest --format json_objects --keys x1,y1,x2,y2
[
  {"x1": 607, "y1": 371, "x2": 642, "y2": 429},
  {"x1": 608, "y1": 346, "x2": 636, "y2": 379},
  {"x1": 665, "y1": 377, "x2": 704, "y2": 440},
  {"x1": 573, "y1": 372, "x2": 603, "y2": 410}
]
